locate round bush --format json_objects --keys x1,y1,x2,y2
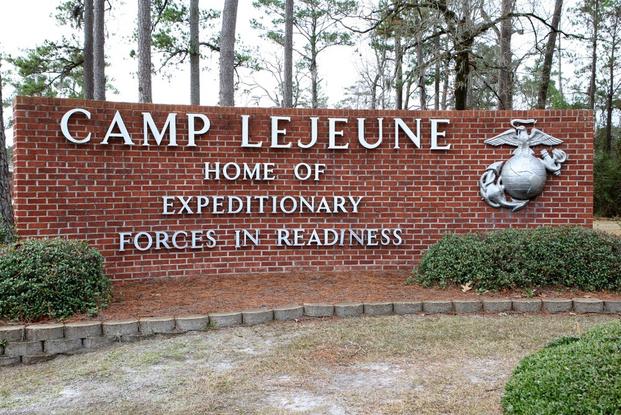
[
  {"x1": 0, "y1": 239, "x2": 112, "y2": 321},
  {"x1": 502, "y1": 321, "x2": 621, "y2": 414},
  {"x1": 415, "y1": 227, "x2": 621, "y2": 291}
]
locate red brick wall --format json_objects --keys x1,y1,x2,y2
[{"x1": 12, "y1": 96, "x2": 594, "y2": 281}]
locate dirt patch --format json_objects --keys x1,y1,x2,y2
[
  {"x1": 594, "y1": 219, "x2": 621, "y2": 236},
  {"x1": 0, "y1": 314, "x2": 616, "y2": 414}
]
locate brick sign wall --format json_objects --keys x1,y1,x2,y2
[{"x1": 13, "y1": 97, "x2": 593, "y2": 281}]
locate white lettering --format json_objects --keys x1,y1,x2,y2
[
  {"x1": 119, "y1": 232, "x2": 132, "y2": 251},
  {"x1": 101, "y1": 111, "x2": 134, "y2": 145},
  {"x1": 134, "y1": 232, "x2": 153, "y2": 251},
  {"x1": 328, "y1": 118, "x2": 349, "y2": 149},
  {"x1": 142, "y1": 112, "x2": 177, "y2": 146},
  {"x1": 357, "y1": 118, "x2": 383, "y2": 149},
  {"x1": 394, "y1": 118, "x2": 421, "y2": 148},
  {"x1": 241, "y1": 114, "x2": 261, "y2": 147},
  {"x1": 187, "y1": 113, "x2": 210, "y2": 147},
  {"x1": 299, "y1": 117, "x2": 319, "y2": 148},
  {"x1": 162, "y1": 196, "x2": 175, "y2": 214},
  {"x1": 60, "y1": 108, "x2": 91, "y2": 144},
  {"x1": 430, "y1": 119, "x2": 451, "y2": 150},
  {"x1": 271, "y1": 116, "x2": 291, "y2": 148}
]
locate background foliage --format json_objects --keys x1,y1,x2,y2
[{"x1": 594, "y1": 130, "x2": 621, "y2": 217}]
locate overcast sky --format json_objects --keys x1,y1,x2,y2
[
  {"x1": 2, "y1": 1, "x2": 582, "y2": 145},
  {"x1": 0, "y1": 1, "x2": 359, "y2": 144}
]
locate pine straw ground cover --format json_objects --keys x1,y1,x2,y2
[
  {"x1": 0, "y1": 314, "x2": 617, "y2": 414},
  {"x1": 19, "y1": 269, "x2": 616, "y2": 325}
]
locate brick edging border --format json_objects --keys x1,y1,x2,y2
[{"x1": 1, "y1": 297, "x2": 620, "y2": 366}]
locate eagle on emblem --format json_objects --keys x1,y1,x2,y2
[
  {"x1": 485, "y1": 119, "x2": 563, "y2": 154},
  {"x1": 479, "y1": 119, "x2": 567, "y2": 212}
]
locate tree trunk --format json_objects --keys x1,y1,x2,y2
[
  {"x1": 190, "y1": 0, "x2": 200, "y2": 105},
  {"x1": 404, "y1": 77, "x2": 412, "y2": 109},
  {"x1": 536, "y1": 0, "x2": 563, "y2": 109},
  {"x1": 498, "y1": 0, "x2": 513, "y2": 109},
  {"x1": 557, "y1": 31, "x2": 564, "y2": 100},
  {"x1": 394, "y1": 33, "x2": 403, "y2": 110},
  {"x1": 371, "y1": 73, "x2": 379, "y2": 109},
  {"x1": 283, "y1": 0, "x2": 294, "y2": 108},
  {"x1": 93, "y1": 0, "x2": 106, "y2": 100},
  {"x1": 434, "y1": 34, "x2": 440, "y2": 110},
  {"x1": 454, "y1": 0, "x2": 472, "y2": 110},
  {"x1": 0, "y1": 69, "x2": 15, "y2": 236},
  {"x1": 219, "y1": 0, "x2": 239, "y2": 106},
  {"x1": 441, "y1": 57, "x2": 449, "y2": 110},
  {"x1": 416, "y1": 34, "x2": 427, "y2": 110},
  {"x1": 454, "y1": 37, "x2": 473, "y2": 110},
  {"x1": 138, "y1": 0, "x2": 152, "y2": 103},
  {"x1": 383, "y1": 72, "x2": 390, "y2": 109},
  {"x1": 605, "y1": 30, "x2": 616, "y2": 154},
  {"x1": 605, "y1": 88, "x2": 613, "y2": 154},
  {"x1": 466, "y1": 64, "x2": 474, "y2": 108},
  {"x1": 588, "y1": 0, "x2": 599, "y2": 110},
  {"x1": 83, "y1": 0, "x2": 94, "y2": 99}
]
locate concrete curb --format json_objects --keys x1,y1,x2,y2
[
  {"x1": 542, "y1": 299, "x2": 572, "y2": 314},
  {"x1": 364, "y1": 302, "x2": 393, "y2": 316},
  {"x1": 102, "y1": 320, "x2": 139, "y2": 337},
  {"x1": 393, "y1": 301, "x2": 422, "y2": 315},
  {"x1": 453, "y1": 300, "x2": 482, "y2": 314},
  {"x1": 242, "y1": 309, "x2": 274, "y2": 326},
  {"x1": 423, "y1": 300, "x2": 453, "y2": 314},
  {"x1": 573, "y1": 298, "x2": 604, "y2": 313},
  {"x1": 175, "y1": 315, "x2": 210, "y2": 332},
  {"x1": 512, "y1": 299, "x2": 542, "y2": 313},
  {"x1": 0, "y1": 326, "x2": 24, "y2": 342},
  {"x1": 304, "y1": 303, "x2": 334, "y2": 317},
  {"x1": 482, "y1": 299, "x2": 512, "y2": 313},
  {"x1": 604, "y1": 300, "x2": 621, "y2": 313},
  {"x1": 139, "y1": 317, "x2": 176, "y2": 335},
  {"x1": 209, "y1": 312, "x2": 242, "y2": 328},
  {"x1": 25, "y1": 324, "x2": 64, "y2": 341},
  {"x1": 1, "y1": 296, "x2": 618, "y2": 366},
  {"x1": 334, "y1": 303, "x2": 363, "y2": 318},
  {"x1": 273, "y1": 305, "x2": 304, "y2": 321},
  {"x1": 64, "y1": 322, "x2": 102, "y2": 339}
]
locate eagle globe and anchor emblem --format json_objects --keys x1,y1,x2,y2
[{"x1": 479, "y1": 119, "x2": 568, "y2": 212}]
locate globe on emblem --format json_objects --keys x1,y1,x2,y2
[
  {"x1": 500, "y1": 154, "x2": 547, "y2": 200},
  {"x1": 479, "y1": 119, "x2": 568, "y2": 211}
]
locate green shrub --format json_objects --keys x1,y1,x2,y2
[
  {"x1": 502, "y1": 321, "x2": 621, "y2": 414},
  {"x1": 415, "y1": 227, "x2": 621, "y2": 291},
  {"x1": 0, "y1": 239, "x2": 112, "y2": 321}
]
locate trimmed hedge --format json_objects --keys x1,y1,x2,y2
[
  {"x1": 0, "y1": 239, "x2": 111, "y2": 321},
  {"x1": 502, "y1": 321, "x2": 621, "y2": 414},
  {"x1": 415, "y1": 227, "x2": 621, "y2": 291}
]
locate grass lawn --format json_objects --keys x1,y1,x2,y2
[{"x1": 0, "y1": 314, "x2": 617, "y2": 414}]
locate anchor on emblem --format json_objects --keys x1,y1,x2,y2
[{"x1": 479, "y1": 119, "x2": 567, "y2": 212}]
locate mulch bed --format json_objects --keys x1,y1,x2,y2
[{"x1": 61, "y1": 270, "x2": 621, "y2": 322}]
